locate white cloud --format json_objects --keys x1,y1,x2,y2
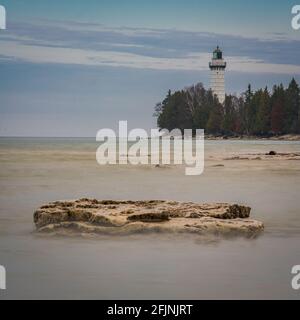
[{"x1": 1, "y1": 39, "x2": 300, "y2": 75}]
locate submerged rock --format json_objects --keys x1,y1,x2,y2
[{"x1": 33, "y1": 199, "x2": 264, "y2": 238}]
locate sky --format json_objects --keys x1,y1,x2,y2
[{"x1": 0, "y1": 0, "x2": 300, "y2": 136}]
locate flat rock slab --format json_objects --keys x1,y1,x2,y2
[{"x1": 33, "y1": 199, "x2": 264, "y2": 237}]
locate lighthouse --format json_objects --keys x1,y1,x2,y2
[{"x1": 209, "y1": 46, "x2": 226, "y2": 104}]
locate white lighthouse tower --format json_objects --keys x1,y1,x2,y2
[{"x1": 209, "y1": 46, "x2": 226, "y2": 104}]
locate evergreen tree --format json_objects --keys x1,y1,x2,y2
[
  {"x1": 206, "y1": 99, "x2": 224, "y2": 134},
  {"x1": 254, "y1": 87, "x2": 270, "y2": 135},
  {"x1": 242, "y1": 84, "x2": 255, "y2": 135},
  {"x1": 271, "y1": 84, "x2": 285, "y2": 134},
  {"x1": 223, "y1": 95, "x2": 238, "y2": 134},
  {"x1": 284, "y1": 78, "x2": 300, "y2": 133}
]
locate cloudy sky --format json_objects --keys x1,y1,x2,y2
[{"x1": 0, "y1": 0, "x2": 300, "y2": 136}]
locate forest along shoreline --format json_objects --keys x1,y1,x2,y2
[
  {"x1": 154, "y1": 79, "x2": 300, "y2": 139},
  {"x1": 205, "y1": 134, "x2": 300, "y2": 140}
]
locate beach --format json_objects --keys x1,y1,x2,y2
[{"x1": 0, "y1": 137, "x2": 300, "y2": 299}]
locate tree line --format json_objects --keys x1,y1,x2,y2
[{"x1": 154, "y1": 79, "x2": 300, "y2": 136}]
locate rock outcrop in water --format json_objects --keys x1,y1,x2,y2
[
  {"x1": 33, "y1": 199, "x2": 264, "y2": 237},
  {"x1": 223, "y1": 152, "x2": 300, "y2": 161}
]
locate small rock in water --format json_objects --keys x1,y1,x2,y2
[{"x1": 267, "y1": 151, "x2": 277, "y2": 155}]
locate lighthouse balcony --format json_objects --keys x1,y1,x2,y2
[{"x1": 209, "y1": 61, "x2": 226, "y2": 69}]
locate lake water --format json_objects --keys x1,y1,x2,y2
[{"x1": 0, "y1": 137, "x2": 300, "y2": 299}]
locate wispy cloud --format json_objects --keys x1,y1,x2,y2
[{"x1": 1, "y1": 20, "x2": 300, "y2": 74}]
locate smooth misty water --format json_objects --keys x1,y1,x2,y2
[{"x1": 0, "y1": 137, "x2": 300, "y2": 299}]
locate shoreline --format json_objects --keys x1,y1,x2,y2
[
  {"x1": 205, "y1": 134, "x2": 300, "y2": 141},
  {"x1": 0, "y1": 135, "x2": 300, "y2": 141}
]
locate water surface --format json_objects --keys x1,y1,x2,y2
[{"x1": 0, "y1": 138, "x2": 300, "y2": 299}]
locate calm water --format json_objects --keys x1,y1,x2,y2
[{"x1": 0, "y1": 137, "x2": 300, "y2": 299}]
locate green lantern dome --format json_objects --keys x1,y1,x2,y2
[{"x1": 213, "y1": 46, "x2": 222, "y2": 60}]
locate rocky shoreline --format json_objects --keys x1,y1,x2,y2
[
  {"x1": 205, "y1": 134, "x2": 300, "y2": 141},
  {"x1": 222, "y1": 151, "x2": 300, "y2": 161},
  {"x1": 33, "y1": 199, "x2": 264, "y2": 238}
]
